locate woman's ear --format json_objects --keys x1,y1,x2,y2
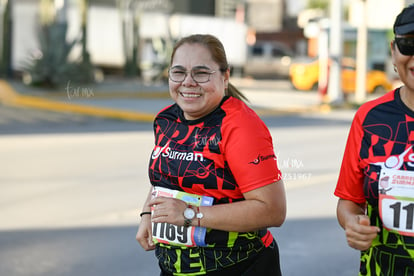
[{"x1": 224, "y1": 68, "x2": 230, "y2": 89}]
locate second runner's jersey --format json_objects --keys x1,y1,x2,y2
[
  {"x1": 149, "y1": 96, "x2": 282, "y2": 275},
  {"x1": 335, "y1": 88, "x2": 414, "y2": 275}
]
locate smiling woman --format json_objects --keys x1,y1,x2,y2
[{"x1": 136, "y1": 34, "x2": 286, "y2": 276}]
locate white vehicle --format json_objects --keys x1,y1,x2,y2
[
  {"x1": 166, "y1": 14, "x2": 248, "y2": 76},
  {"x1": 13, "y1": 3, "x2": 248, "y2": 81}
]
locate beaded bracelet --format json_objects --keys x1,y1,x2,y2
[{"x1": 140, "y1": 211, "x2": 152, "y2": 217}]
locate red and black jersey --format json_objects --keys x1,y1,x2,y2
[
  {"x1": 149, "y1": 96, "x2": 282, "y2": 274},
  {"x1": 335, "y1": 88, "x2": 414, "y2": 275}
]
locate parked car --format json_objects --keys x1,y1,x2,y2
[
  {"x1": 244, "y1": 41, "x2": 293, "y2": 79},
  {"x1": 289, "y1": 57, "x2": 393, "y2": 94}
]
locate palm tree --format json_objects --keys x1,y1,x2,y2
[
  {"x1": 117, "y1": 0, "x2": 140, "y2": 77},
  {"x1": 23, "y1": 0, "x2": 95, "y2": 87},
  {"x1": 80, "y1": 0, "x2": 90, "y2": 65},
  {"x1": 307, "y1": 0, "x2": 329, "y2": 10}
]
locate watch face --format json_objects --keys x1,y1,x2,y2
[{"x1": 184, "y1": 208, "x2": 195, "y2": 219}]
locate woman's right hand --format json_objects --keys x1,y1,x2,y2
[
  {"x1": 337, "y1": 199, "x2": 380, "y2": 251},
  {"x1": 136, "y1": 215, "x2": 156, "y2": 251},
  {"x1": 344, "y1": 214, "x2": 380, "y2": 251}
]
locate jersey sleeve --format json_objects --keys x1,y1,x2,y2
[
  {"x1": 221, "y1": 101, "x2": 281, "y2": 194},
  {"x1": 334, "y1": 110, "x2": 366, "y2": 203}
]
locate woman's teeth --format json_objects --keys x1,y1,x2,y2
[{"x1": 180, "y1": 92, "x2": 201, "y2": 98}]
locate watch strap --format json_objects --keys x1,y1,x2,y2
[
  {"x1": 196, "y1": 207, "x2": 203, "y2": 227},
  {"x1": 184, "y1": 218, "x2": 192, "y2": 228}
]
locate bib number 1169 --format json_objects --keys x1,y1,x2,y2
[{"x1": 152, "y1": 222, "x2": 189, "y2": 244}]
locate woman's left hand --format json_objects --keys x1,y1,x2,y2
[
  {"x1": 136, "y1": 214, "x2": 156, "y2": 251},
  {"x1": 149, "y1": 197, "x2": 188, "y2": 226}
]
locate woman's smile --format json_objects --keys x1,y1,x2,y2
[{"x1": 179, "y1": 89, "x2": 202, "y2": 99}]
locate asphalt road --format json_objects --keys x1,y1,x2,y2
[
  {"x1": 0, "y1": 219, "x2": 359, "y2": 276},
  {"x1": 0, "y1": 89, "x2": 361, "y2": 275},
  {"x1": 0, "y1": 104, "x2": 153, "y2": 135}
]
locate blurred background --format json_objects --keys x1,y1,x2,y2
[{"x1": 0, "y1": 0, "x2": 411, "y2": 101}]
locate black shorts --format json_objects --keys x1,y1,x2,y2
[{"x1": 160, "y1": 239, "x2": 282, "y2": 276}]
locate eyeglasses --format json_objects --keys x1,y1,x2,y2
[
  {"x1": 395, "y1": 37, "x2": 414, "y2": 56},
  {"x1": 168, "y1": 67, "x2": 217, "y2": 83}
]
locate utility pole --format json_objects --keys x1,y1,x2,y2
[
  {"x1": 118, "y1": 0, "x2": 140, "y2": 77},
  {"x1": 55, "y1": 0, "x2": 68, "y2": 23},
  {"x1": 327, "y1": 0, "x2": 343, "y2": 105},
  {"x1": 80, "y1": 0, "x2": 90, "y2": 65},
  {"x1": 318, "y1": 19, "x2": 329, "y2": 102},
  {"x1": 0, "y1": 0, "x2": 12, "y2": 78},
  {"x1": 355, "y1": 0, "x2": 367, "y2": 104}
]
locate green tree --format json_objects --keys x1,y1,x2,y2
[
  {"x1": 307, "y1": 0, "x2": 329, "y2": 10},
  {"x1": 79, "y1": 0, "x2": 91, "y2": 65},
  {"x1": 23, "y1": 0, "x2": 95, "y2": 88},
  {"x1": 117, "y1": 0, "x2": 140, "y2": 77}
]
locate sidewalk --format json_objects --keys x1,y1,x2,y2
[
  {"x1": 0, "y1": 77, "x2": 326, "y2": 122},
  {"x1": 0, "y1": 78, "x2": 171, "y2": 122}
]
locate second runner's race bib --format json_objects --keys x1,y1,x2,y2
[{"x1": 379, "y1": 168, "x2": 414, "y2": 237}]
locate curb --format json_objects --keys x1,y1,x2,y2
[
  {"x1": 0, "y1": 79, "x2": 330, "y2": 122},
  {"x1": 0, "y1": 80, "x2": 156, "y2": 122},
  {"x1": 254, "y1": 104, "x2": 328, "y2": 117}
]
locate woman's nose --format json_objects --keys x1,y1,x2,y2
[{"x1": 181, "y1": 72, "x2": 197, "y2": 86}]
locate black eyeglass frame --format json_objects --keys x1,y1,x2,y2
[{"x1": 394, "y1": 37, "x2": 414, "y2": 56}]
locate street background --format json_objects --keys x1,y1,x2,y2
[
  {"x1": 0, "y1": 78, "x2": 366, "y2": 275},
  {"x1": 0, "y1": 0, "x2": 408, "y2": 274}
]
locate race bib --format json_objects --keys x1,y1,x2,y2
[
  {"x1": 379, "y1": 168, "x2": 414, "y2": 236},
  {"x1": 151, "y1": 187, "x2": 214, "y2": 247}
]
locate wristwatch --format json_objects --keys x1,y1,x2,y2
[{"x1": 183, "y1": 205, "x2": 196, "y2": 227}]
